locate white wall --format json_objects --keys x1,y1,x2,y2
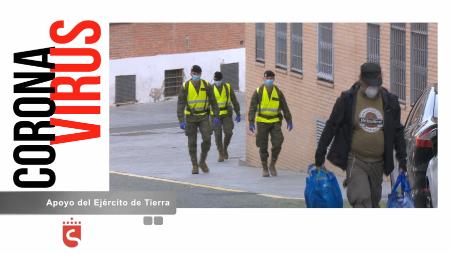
[{"x1": 109, "y1": 48, "x2": 245, "y2": 105}]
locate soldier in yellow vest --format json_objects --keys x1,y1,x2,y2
[
  {"x1": 248, "y1": 70, "x2": 293, "y2": 177},
  {"x1": 177, "y1": 65, "x2": 220, "y2": 174},
  {"x1": 210, "y1": 71, "x2": 241, "y2": 162}
]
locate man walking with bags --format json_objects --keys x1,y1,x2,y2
[{"x1": 315, "y1": 62, "x2": 407, "y2": 208}]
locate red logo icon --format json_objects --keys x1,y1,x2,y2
[{"x1": 62, "y1": 217, "x2": 81, "y2": 248}]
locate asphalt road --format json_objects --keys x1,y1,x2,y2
[{"x1": 110, "y1": 172, "x2": 306, "y2": 208}]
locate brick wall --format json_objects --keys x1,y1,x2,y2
[
  {"x1": 245, "y1": 23, "x2": 438, "y2": 176},
  {"x1": 110, "y1": 23, "x2": 245, "y2": 59}
]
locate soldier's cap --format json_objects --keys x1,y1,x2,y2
[
  {"x1": 264, "y1": 70, "x2": 275, "y2": 78},
  {"x1": 191, "y1": 65, "x2": 202, "y2": 73},
  {"x1": 361, "y1": 62, "x2": 382, "y2": 86},
  {"x1": 214, "y1": 71, "x2": 223, "y2": 81}
]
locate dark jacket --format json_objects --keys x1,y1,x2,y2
[{"x1": 315, "y1": 82, "x2": 407, "y2": 175}]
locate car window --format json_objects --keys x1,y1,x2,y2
[
  {"x1": 406, "y1": 102, "x2": 419, "y2": 127},
  {"x1": 407, "y1": 89, "x2": 428, "y2": 127},
  {"x1": 413, "y1": 95, "x2": 427, "y2": 123},
  {"x1": 422, "y1": 89, "x2": 437, "y2": 121}
]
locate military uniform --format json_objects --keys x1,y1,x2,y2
[
  {"x1": 177, "y1": 79, "x2": 219, "y2": 174},
  {"x1": 210, "y1": 81, "x2": 240, "y2": 161},
  {"x1": 248, "y1": 84, "x2": 292, "y2": 176}
]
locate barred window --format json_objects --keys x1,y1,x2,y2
[
  {"x1": 390, "y1": 23, "x2": 406, "y2": 103},
  {"x1": 164, "y1": 69, "x2": 184, "y2": 97},
  {"x1": 367, "y1": 23, "x2": 380, "y2": 63},
  {"x1": 290, "y1": 23, "x2": 303, "y2": 73},
  {"x1": 410, "y1": 23, "x2": 428, "y2": 105},
  {"x1": 255, "y1": 23, "x2": 265, "y2": 62},
  {"x1": 276, "y1": 23, "x2": 288, "y2": 69},
  {"x1": 317, "y1": 23, "x2": 333, "y2": 81}
]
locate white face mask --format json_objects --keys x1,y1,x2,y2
[
  {"x1": 214, "y1": 80, "x2": 222, "y2": 86},
  {"x1": 365, "y1": 86, "x2": 380, "y2": 99}
]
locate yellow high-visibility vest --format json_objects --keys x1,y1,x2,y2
[
  {"x1": 255, "y1": 85, "x2": 281, "y2": 123},
  {"x1": 211, "y1": 82, "x2": 231, "y2": 116},
  {"x1": 184, "y1": 80, "x2": 209, "y2": 116}
]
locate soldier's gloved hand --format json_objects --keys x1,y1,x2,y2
[
  {"x1": 213, "y1": 117, "x2": 220, "y2": 126},
  {"x1": 249, "y1": 123, "x2": 255, "y2": 133},
  {"x1": 287, "y1": 122, "x2": 293, "y2": 131},
  {"x1": 235, "y1": 115, "x2": 241, "y2": 123},
  {"x1": 179, "y1": 121, "x2": 186, "y2": 130}
]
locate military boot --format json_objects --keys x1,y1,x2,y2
[
  {"x1": 192, "y1": 164, "x2": 199, "y2": 174},
  {"x1": 217, "y1": 146, "x2": 225, "y2": 162},
  {"x1": 269, "y1": 159, "x2": 277, "y2": 177},
  {"x1": 199, "y1": 153, "x2": 209, "y2": 173},
  {"x1": 223, "y1": 135, "x2": 231, "y2": 160},
  {"x1": 262, "y1": 160, "x2": 269, "y2": 177},
  {"x1": 223, "y1": 148, "x2": 229, "y2": 160},
  {"x1": 191, "y1": 156, "x2": 199, "y2": 174}
]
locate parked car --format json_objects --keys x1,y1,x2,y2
[{"x1": 402, "y1": 86, "x2": 438, "y2": 207}]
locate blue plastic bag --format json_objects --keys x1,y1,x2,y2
[
  {"x1": 387, "y1": 172, "x2": 414, "y2": 208},
  {"x1": 305, "y1": 164, "x2": 343, "y2": 208}
]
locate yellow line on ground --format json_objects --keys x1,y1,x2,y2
[
  {"x1": 258, "y1": 193, "x2": 304, "y2": 200},
  {"x1": 110, "y1": 170, "x2": 304, "y2": 200},
  {"x1": 111, "y1": 170, "x2": 245, "y2": 193}
]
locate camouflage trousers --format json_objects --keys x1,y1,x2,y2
[
  {"x1": 211, "y1": 115, "x2": 234, "y2": 154},
  {"x1": 255, "y1": 121, "x2": 284, "y2": 163},
  {"x1": 185, "y1": 118, "x2": 212, "y2": 165}
]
